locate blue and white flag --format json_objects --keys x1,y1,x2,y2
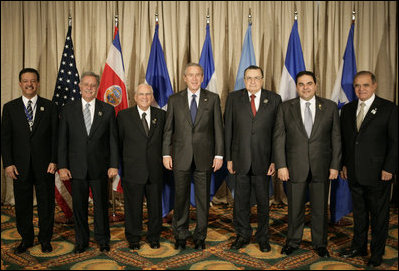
[
  {"x1": 190, "y1": 23, "x2": 228, "y2": 207},
  {"x1": 330, "y1": 22, "x2": 356, "y2": 223},
  {"x1": 234, "y1": 23, "x2": 256, "y2": 91},
  {"x1": 145, "y1": 23, "x2": 174, "y2": 217},
  {"x1": 279, "y1": 20, "x2": 306, "y2": 102}
]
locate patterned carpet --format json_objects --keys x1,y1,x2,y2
[{"x1": 1, "y1": 203, "x2": 398, "y2": 270}]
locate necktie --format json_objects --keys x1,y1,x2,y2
[
  {"x1": 142, "y1": 112, "x2": 149, "y2": 136},
  {"x1": 304, "y1": 102, "x2": 313, "y2": 138},
  {"x1": 26, "y1": 100, "x2": 33, "y2": 131},
  {"x1": 84, "y1": 103, "x2": 92, "y2": 135},
  {"x1": 356, "y1": 102, "x2": 365, "y2": 131},
  {"x1": 250, "y1": 94, "x2": 256, "y2": 117},
  {"x1": 190, "y1": 94, "x2": 197, "y2": 124}
]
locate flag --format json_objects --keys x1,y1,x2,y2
[
  {"x1": 330, "y1": 22, "x2": 356, "y2": 223},
  {"x1": 279, "y1": 20, "x2": 306, "y2": 102},
  {"x1": 189, "y1": 23, "x2": 228, "y2": 207},
  {"x1": 97, "y1": 26, "x2": 129, "y2": 193},
  {"x1": 234, "y1": 23, "x2": 256, "y2": 91},
  {"x1": 52, "y1": 21, "x2": 81, "y2": 220},
  {"x1": 278, "y1": 19, "x2": 306, "y2": 202},
  {"x1": 145, "y1": 23, "x2": 174, "y2": 217}
]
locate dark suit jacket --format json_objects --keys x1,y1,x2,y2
[
  {"x1": 224, "y1": 89, "x2": 282, "y2": 175},
  {"x1": 162, "y1": 88, "x2": 224, "y2": 171},
  {"x1": 1, "y1": 96, "x2": 58, "y2": 181},
  {"x1": 273, "y1": 96, "x2": 341, "y2": 182},
  {"x1": 341, "y1": 95, "x2": 398, "y2": 185},
  {"x1": 117, "y1": 105, "x2": 165, "y2": 184},
  {"x1": 58, "y1": 99, "x2": 119, "y2": 180}
]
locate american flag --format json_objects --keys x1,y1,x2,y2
[
  {"x1": 52, "y1": 19, "x2": 80, "y2": 220},
  {"x1": 53, "y1": 21, "x2": 80, "y2": 108}
]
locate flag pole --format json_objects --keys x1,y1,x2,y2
[
  {"x1": 248, "y1": 8, "x2": 252, "y2": 25},
  {"x1": 109, "y1": 13, "x2": 124, "y2": 223}
]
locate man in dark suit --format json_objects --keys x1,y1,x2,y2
[
  {"x1": 339, "y1": 71, "x2": 397, "y2": 267},
  {"x1": 224, "y1": 65, "x2": 281, "y2": 252},
  {"x1": 1, "y1": 68, "x2": 58, "y2": 254},
  {"x1": 273, "y1": 71, "x2": 341, "y2": 258},
  {"x1": 163, "y1": 63, "x2": 224, "y2": 250},
  {"x1": 117, "y1": 84, "x2": 165, "y2": 250},
  {"x1": 58, "y1": 71, "x2": 119, "y2": 253}
]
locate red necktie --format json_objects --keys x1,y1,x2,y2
[{"x1": 250, "y1": 94, "x2": 256, "y2": 117}]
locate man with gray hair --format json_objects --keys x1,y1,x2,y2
[{"x1": 58, "y1": 71, "x2": 119, "y2": 253}]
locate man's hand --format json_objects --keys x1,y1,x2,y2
[
  {"x1": 227, "y1": 161, "x2": 235, "y2": 174},
  {"x1": 329, "y1": 169, "x2": 339, "y2": 180},
  {"x1": 5, "y1": 165, "x2": 19, "y2": 180},
  {"x1": 267, "y1": 163, "x2": 276, "y2": 176},
  {"x1": 59, "y1": 168, "x2": 72, "y2": 181},
  {"x1": 212, "y1": 158, "x2": 223, "y2": 172},
  {"x1": 340, "y1": 166, "x2": 348, "y2": 180},
  {"x1": 47, "y1": 163, "x2": 57, "y2": 174},
  {"x1": 381, "y1": 170, "x2": 393, "y2": 181},
  {"x1": 278, "y1": 167, "x2": 289, "y2": 181},
  {"x1": 108, "y1": 168, "x2": 119, "y2": 179},
  {"x1": 163, "y1": 156, "x2": 173, "y2": 170}
]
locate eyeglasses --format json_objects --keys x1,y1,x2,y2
[{"x1": 244, "y1": 76, "x2": 263, "y2": 82}]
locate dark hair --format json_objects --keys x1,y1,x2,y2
[
  {"x1": 295, "y1": 71, "x2": 316, "y2": 85},
  {"x1": 19, "y1": 68, "x2": 40, "y2": 82},
  {"x1": 354, "y1": 71, "x2": 376, "y2": 83},
  {"x1": 244, "y1": 65, "x2": 264, "y2": 78}
]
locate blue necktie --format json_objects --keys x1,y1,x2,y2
[
  {"x1": 26, "y1": 100, "x2": 33, "y2": 131},
  {"x1": 190, "y1": 94, "x2": 197, "y2": 124}
]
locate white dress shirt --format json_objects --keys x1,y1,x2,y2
[
  {"x1": 22, "y1": 95, "x2": 38, "y2": 121},
  {"x1": 300, "y1": 96, "x2": 316, "y2": 124},
  {"x1": 188, "y1": 88, "x2": 200, "y2": 109},
  {"x1": 356, "y1": 94, "x2": 375, "y2": 122},
  {"x1": 81, "y1": 98, "x2": 95, "y2": 125}
]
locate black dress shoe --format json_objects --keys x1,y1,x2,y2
[
  {"x1": 150, "y1": 241, "x2": 160, "y2": 249},
  {"x1": 129, "y1": 242, "x2": 140, "y2": 250},
  {"x1": 14, "y1": 242, "x2": 33, "y2": 254},
  {"x1": 74, "y1": 244, "x2": 87, "y2": 254},
  {"x1": 230, "y1": 237, "x2": 249, "y2": 250},
  {"x1": 340, "y1": 248, "x2": 367, "y2": 258},
  {"x1": 316, "y1": 247, "x2": 330, "y2": 258},
  {"x1": 194, "y1": 239, "x2": 206, "y2": 250},
  {"x1": 100, "y1": 243, "x2": 110, "y2": 252},
  {"x1": 259, "y1": 241, "x2": 271, "y2": 252},
  {"x1": 174, "y1": 239, "x2": 186, "y2": 250},
  {"x1": 281, "y1": 245, "x2": 298, "y2": 255},
  {"x1": 367, "y1": 257, "x2": 382, "y2": 267},
  {"x1": 41, "y1": 242, "x2": 53, "y2": 253}
]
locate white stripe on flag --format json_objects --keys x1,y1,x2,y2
[
  {"x1": 55, "y1": 172, "x2": 73, "y2": 211},
  {"x1": 106, "y1": 44, "x2": 126, "y2": 83},
  {"x1": 279, "y1": 66, "x2": 297, "y2": 102}
]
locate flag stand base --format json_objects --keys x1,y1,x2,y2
[{"x1": 109, "y1": 212, "x2": 124, "y2": 222}]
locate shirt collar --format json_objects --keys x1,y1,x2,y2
[
  {"x1": 188, "y1": 88, "x2": 201, "y2": 97},
  {"x1": 22, "y1": 95, "x2": 38, "y2": 106},
  {"x1": 247, "y1": 89, "x2": 261, "y2": 98},
  {"x1": 137, "y1": 106, "x2": 151, "y2": 117},
  {"x1": 300, "y1": 96, "x2": 316, "y2": 106},
  {"x1": 358, "y1": 93, "x2": 375, "y2": 107},
  {"x1": 82, "y1": 98, "x2": 95, "y2": 107}
]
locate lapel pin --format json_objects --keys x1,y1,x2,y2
[
  {"x1": 204, "y1": 98, "x2": 208, "y2": 102},
  {"x1": 371, "y1": 108, "x2": 377, "y2": 114},
  {"x1": 152, "y1": 118, "x2": 157, "y2": 124},
  {"x1": 263, "y1": 99, "x2": 269, "y2": 104},
  {"x1": 98, "y1": 111, "x2": 103, "y2": 117},
  {"x1": 318, "y1": 103, "x2": 322, "y2": 110},
  {"x1": 40, "y1": 107, "x2": 45, "y2": 111}
]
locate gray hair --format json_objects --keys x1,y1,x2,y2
[
  {"x1": 135, "y1": 83, "x2": 154, "y2": 95},
  {"x1": 81, "y1": 71, "x2": 100, "y2": 86}
]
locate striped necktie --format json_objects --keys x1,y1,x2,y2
[{"x1": 84, "y1": 103, "x2": 92, "y2": 135}]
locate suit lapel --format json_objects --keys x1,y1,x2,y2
[
  {"x1": 289, "y1": 98, "x2": 308, "y2": 137},
  {"x1": 310, "y1": 96, "x2": 323, "y2": 137},
  {"x1": 359, "y1": 96, "x2": 380, "y2": 132},
  {"x1": 241, "y1": 90, "x2": 254, "y2": 119},
  {"x1": 17, "y1": 97, "x2": 32, "y2": 133},
  {"x1": 181, "y1": 90, "x2": 194, "y2": 126},
  {"x1": 195, "y1": 89, "x2": 208, "y2": 125},
  {"x1": 30, "y1": 96, "x2": 43, "y2": 135},
  {"x1": 89, "y1": 99, "x2": 102, "y2": 137},
  {"x1": 148, "y1": 107, "x2": 159, "y2": 138},
  {"x1": 256, "y1": 89, "x2": 269, "y2": 116}
]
